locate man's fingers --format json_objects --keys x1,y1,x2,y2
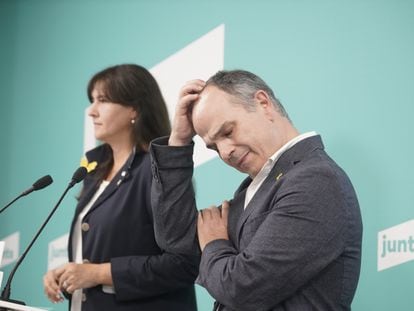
[
  {"x1": 179, "y1": 80, "x2": 206, "y2": 97},
  {"x1": 199, "y1": 205, "x2": 229, "y2": 222},
  {"x1": 198, "y1": 210, "x2": 203, "y2": 224},
  {"x1": 178, "y1": 93, "x2": 200, "y2": 110},
  {"x1": 209, "y1": 206, "x2": 221, "y2": 218},
  {"x1": 200, "y1": 206, "x2": 220, "y2": 220},
  {"x1": 221, "y1": 200, "x2": 230, "y2": 220}
]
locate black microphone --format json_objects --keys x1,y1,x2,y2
[
  {"x1": 0, "y1": 175, "x2": 53, "y2": 214},
  {"x1": 68, "y1": 166, "x2": 88, "y2": 188},
  {"x1": 0, "y1": 167, "x2": 88, "y2": 306},
  {"x1": 22, "y1": 175, "x2": 54, "y2": 196}
]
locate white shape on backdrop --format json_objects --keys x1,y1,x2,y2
[
  {"x1": 377, "y1": 219, "x2": 414, "y2": 271},
  {"x1": 83, "y1": 24, "x2": 225, "y2": 167},
  {"x1": 0, "y1": 231, "x2": 19, "y2": 268},
  {"x1": 83, "y1": 108, "x2": 96, "y2": 156},
  {"x1": 150, "y1": 24, "x2": 224, "y2": 167},
  {"x1": 47, "y1": 233, "x2": 69, "y2": 270}
]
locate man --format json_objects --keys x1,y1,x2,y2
[{"x1": 150, "y1": 70, "x2": 362, "y2": 310}]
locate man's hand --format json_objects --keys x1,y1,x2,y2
[
  {"x1": 197, "y1": 201, "x2": 230, "y2": 251},
  {"x1": 169, "y1": 79, "x2": 206, "y2": 146}
]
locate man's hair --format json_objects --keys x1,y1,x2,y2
[{"x1": 206, "y1": 69, "x2": 290, "y2": 119}]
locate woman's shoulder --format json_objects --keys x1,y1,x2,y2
[
  {"x1": 131, "y1": 150, "x2": 151, "y2": 174},
  {"x1": 84, "y1": 144, "x2": 111, "y2": 163}
]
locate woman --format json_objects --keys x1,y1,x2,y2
[{"x1": 43, "y1": 64, "x2": 199, "y2": 310}]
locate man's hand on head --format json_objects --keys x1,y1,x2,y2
[{"x1": 169, "y1": 79, "x2": 206, "y2": 146}]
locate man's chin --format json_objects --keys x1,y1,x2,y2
[{"x1": 234, "y1": 166, "x2": 252, "y2": 177}]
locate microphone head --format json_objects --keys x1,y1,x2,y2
[
  {"x1": 71, "y1": 166, "x2": 88, "y2": 185},
  {"x1": 32, "y1": 175, "x2": 53, "y2": 191}
]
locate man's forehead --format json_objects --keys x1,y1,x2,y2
[
  {"x1": 192, "y1": 87, "x2": 225, "y2": 134},
  {"x1": 195, "y1": 85, "x2": 229, "y2": 111},
  {"x1": 192, "y1": 86, "x2": 213, "y2": 117}
]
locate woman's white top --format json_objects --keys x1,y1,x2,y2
[{"x1": 70, "y1": 180, "x2": 109, "y2": 311}]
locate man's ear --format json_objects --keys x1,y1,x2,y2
[
  {"x1": 254, "y1": 90, "x2": 276, "y2": 120},
  {"x1": 255, "y1": 90, "x2": 272, "y2": 107}
]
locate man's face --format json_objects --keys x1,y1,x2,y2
[{"x1": 192, "y1": 85, "x2": 281, "y2": 178}]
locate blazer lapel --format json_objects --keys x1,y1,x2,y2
[
  {"x1": 235, "y1": 135, "x2": 325, "y2": 244},
  {"x1": 86, "y1": 179, "x2": 119, "y2": 213},
  {"x1": 235, "y1": 161, "x2": 287, "y2": 243},
  {"x1": 82, "y1": 148, "x2": 139, "y2": 217},
  {"x1": 75, "y1": 181, "x2": 99, "y2": 217},
  {"x1": 227, "y1": 188, "x2": 247, "y2": 247}
]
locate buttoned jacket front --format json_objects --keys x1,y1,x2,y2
[{"x1": 68, "y1": 144, "x2": 198, "y2": 311}]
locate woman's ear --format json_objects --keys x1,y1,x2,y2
[{"x1": 130, "y1": 108, "x2": 138, "y2": 120}]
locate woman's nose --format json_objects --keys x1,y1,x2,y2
[{"x1": 87, "y1": 102, "x2": 98, "y2": 117}]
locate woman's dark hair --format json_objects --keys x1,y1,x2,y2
[
  {"x1": 87, "y1": 64, "x2": 170, "y2": 181},
  {"x1": 87, "y1": 64, "x2": 171, "y2": 149}
]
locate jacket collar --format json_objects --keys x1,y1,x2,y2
[
  {"x1": 234, "y1": 135, "x2": 325, "y2": 244},
  {"x1": 75, "y1": 144, "x2": 143, "y2": 216}
]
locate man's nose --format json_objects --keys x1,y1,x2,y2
[{"x1": 218, "y1": 142, "x2": 234, "y2": 163}]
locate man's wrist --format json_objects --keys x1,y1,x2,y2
[{"x1": 168, "y1": 134, "x2": 192, "y2": 146}]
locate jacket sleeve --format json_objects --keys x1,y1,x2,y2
[
  {"x1": 110, "y1": 146, "x2": 200, "y2": 301},
  {"x1": 149, "y1": 136, "x2": 200, "y2": 256},
  {"x1": 196, "y1": 164, "x2": 355, "y2": 310},
  {"x1": 111, "y1": 252, "x2": 199, "y2": 301}
]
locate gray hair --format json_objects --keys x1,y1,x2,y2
[{"x1": 206, "y1": 69, "x2": 290, "y2": 120}]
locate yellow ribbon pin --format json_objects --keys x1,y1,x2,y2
[{"x1": 80, "y1": 157, "x2": 98, "y2": 173}]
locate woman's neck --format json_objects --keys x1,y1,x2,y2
[{"x1": 105, "y1": 142, "x2": 134, "y2": 181}]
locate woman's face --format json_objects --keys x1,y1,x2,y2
[{"x1": 87, "y1": 84, "x2": 137, "y2": 145}]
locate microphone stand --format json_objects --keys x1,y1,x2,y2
[
  {"x1": 0, "y1": 168, "x2": 86, "y2": 307},
  {"x1": 0, "y1": 175, "x2": 53, "y2": 215},
  {"x1": 0, "y1": 195, "x2": 24, "y2": 214}
]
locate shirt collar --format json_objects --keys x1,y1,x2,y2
[
  {"x1": 253, "y1": 131, "x2": 318, "y2": 181},
  {"x1": 269, "y1": 131, "x2": 318, "y2": 165}
]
